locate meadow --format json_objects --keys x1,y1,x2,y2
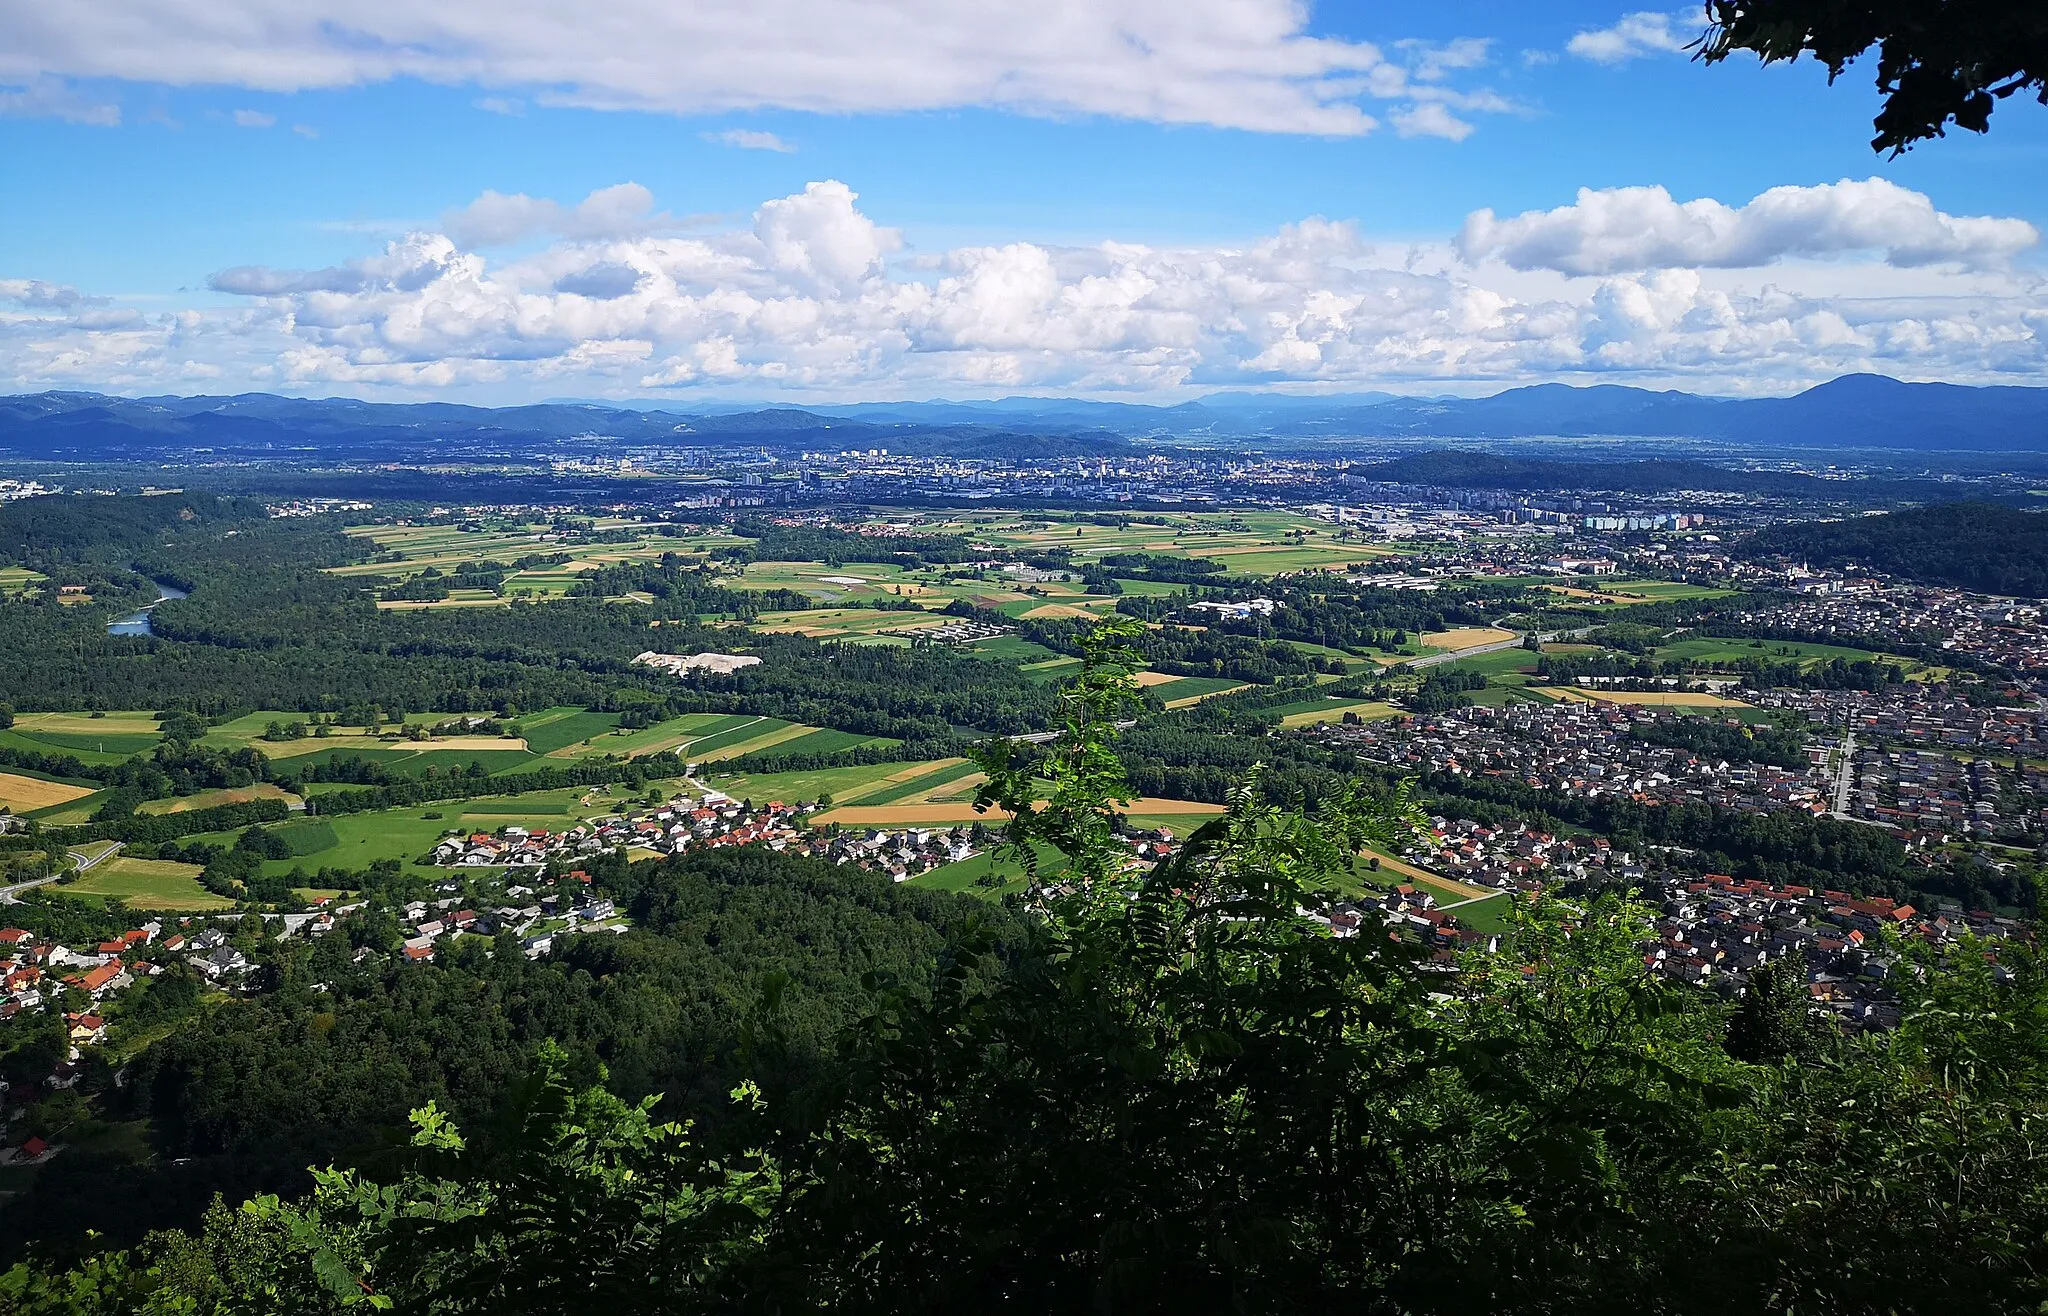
[{"x1": 60, "y1": 856, "x2": 233, "y2": 911}]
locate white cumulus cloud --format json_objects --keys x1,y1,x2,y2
[
  {"x1": 231, "y1": 107, "x2": 275, "y2": 127},
  {"x1": 1458, "y1": 179, "x2": 2041, "y2": 275},
  {"x1": 1567, "y1": 11, "x2": 1693, "y2": 63},
  {"x1": 7, "y1": 178, "x2": 2043, "y2": 398}
]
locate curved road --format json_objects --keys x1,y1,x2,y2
[{"x1": 0, "y1": 842, "x2": 122, "y2": 903}]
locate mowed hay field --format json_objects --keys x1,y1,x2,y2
[
  {"x1": 0, "y1": 770, "x2": 97, "y2": 812},
  {"x1": 708, "y1": 757, "x2": 983, "y2": 810},
  {"x1": 1420, "y1": 627, "x2": 1517, "y2": 651},
  {"x1": 137, "y1": 783, "x2": 301, "y2": 815},
  {"x1": 815, "y1": 796, "x2": 1226, "y2": 827},
  {"x1": 1533, "y1": 687, "x2": 1752, "y2": 708},
  {"x1": 62, "y1": 856, "x2": 233, "y2": 911}
]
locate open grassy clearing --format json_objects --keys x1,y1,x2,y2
[
  {"x1": 1159, "y1": 677, "x2": 1255, "y2": 708},
  {"x1": 911, "y1": 511, "x2": 1403, "y2": 579},
  {"x1": 61, "y1": 856, "x2": 233, "y2": 911},
  {"x1": 1653, "y1": 637, "x2": 1906, "y2": 667},
  {"x1": 178, "y1": 785, "x2": 617, "y2": 876},
  {"x1": 0, "y1": 770, "x2": 97, "y2": 812},
  {"x1": 753, "y1": 607, "x2": 950, "y2": 638},
  {"x1": 1433, "y1": 647, "x2": 1543, "y2": 681},
  {"x1": 517, "y1": 707, "x2": 623, "y2": 755},
  {"x1": 0, "y1": 727, "x2": 149, "y2": 767},
  {"x1": 909, "y1": 841, "x2": 1064, "y2": 896},
  {"x1": 0, "y1": 566, "x2": 47, "y2": 594},
  {"x1": 11, "y1": 711, "x2": 163, "y2": 753},
  {"x1": 744, "y1": 727, "x2": 898, "y2": 759},
  {"x1": 1274, "y1": 699, "x2": 1402, "y2": 728},
  {"x1": 136, "y1": 783, "x2": 299, "y2": 815}
]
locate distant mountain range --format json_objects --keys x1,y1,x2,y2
[{"x1": 3, "y1": 374, "x2": 2045, "y2": 460}]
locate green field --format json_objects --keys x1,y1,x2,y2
[
  {"x1": 271, "y1": 818, "x2": 341, "y2": 855},
  {"x1": 179, "y1": 786, "x2": 615, "y2": 876},
  {"x1": 61, "y1": 856, "x2": 233, "y2": 911},
  {"x1": 707, "y1": 757, "x2": 979, "y2": 808},
  {"x1": 1654, "y1": 637, "x2": 1897, "y2": 666},
  {"x1": 744, "y1": 727, "x2": 896, "y2": 759},
  {"x1": 910, "y1": 840, "x2": 1063, "y2": 895},
  {"x1": 1152, "y1": 675, "x2": 1253, "y2": 704},
  {"x1": 517, "y1": 707, "x2": 623, "y2": 754}
]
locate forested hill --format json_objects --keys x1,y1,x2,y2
[{"x1": 1745, "y1": 502, "x2": 2048, "y2": 595}]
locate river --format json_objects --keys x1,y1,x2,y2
[{"x1": 107, "y1": 581, "x2": 190, "y2": 636}]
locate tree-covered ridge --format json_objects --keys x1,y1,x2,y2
[{"x1": 1747, "y1": 502, "x2": 2048, "y2": 595}]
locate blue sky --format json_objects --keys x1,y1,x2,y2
[{"x1": 3, "y1": 2, "x2": 2044, "y2": 401}]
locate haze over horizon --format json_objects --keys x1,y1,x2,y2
[{"x1": 4, "y1": 2, "x2": 2046, "y2": 405}]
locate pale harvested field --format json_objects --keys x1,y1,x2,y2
[
  {"x1": 260, "y1": 733, "x2": 528, "y2": 758},
  {"x1": 0, "y1": 771, "x2": 95, "y2": 811},
  {"x1": 1360, "y1": 848, "x2": 1495, "y2": 903},
  {"x1": 1133, "y1": 671, "x2": 1182, "y2": 687},
  {"x1": 375, "y1": 598, "x2": 510, "y2": 611},
  {"x1": 689, "y1": 721, "x2": 818, "y2": 763},
  {"x1": 1421, "y1": 627, "x2": 1517, "y2": 650},
  {"x1": 815, "y1": 797, "x2": 1226, "y2": 826},
  {"x1": 138, "y1": 783, "x2": 300, "y2": 814},
  {"x1": 14, "y1": 712, "x2": 161, "y2": 736},
  {"x1": 1534, "y1": 687, "x2": 1750, "y2": 708},
  {"x1": 1019, "y1": 603, "x2": 1100, "y2": 620},
  {"x1": 1164, "y1": 683, "x2": 1252, "y2": 709},
  {"x1": 1278, "y1": 700, "x2": 1400, "y2": 728}
]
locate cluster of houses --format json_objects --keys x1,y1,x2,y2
[
  {"x1": 1401, "y1": 816, "x2": 1649, "y2": 893},
  {"x1": 0, "y1": 913, "x2": 355, "y2": 1030},
  {"x1": 393, "y1": 882, "x2": 623, "y2": 962},
  {"x1": 1359, "y1": 811, "x2": 2021, "y2": 1033},
  {"x1": 1843, "y1": 745, "x2": 2044, "y2": 838},
  {"x1": 427, "y1": 791, "x2": 1009, "y2": 885},
  {"x1": 1740, "y1": 584, "x2": 2048, "y2": 677},
  {"x1": 429, "y1": 792, "x2": 815, "y2": 869},
  {"x1": 1642, "y1": 871, "x2": 2021, "y2": 1033},
  {"x1": 1313, "y1": 701, "x2": 1833, "y2": 816},
  {"x1": 1303, "y1": 882, "x2": 1500, "y2": 960},
  {"x1": 1750, "y1": 683, "x2": 2048, "y2": 755}
]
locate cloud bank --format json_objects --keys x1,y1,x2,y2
[
  {"x1": 5, "y1": 179, "x2": 2043, "y2": 398},
  {"x1": 0, "y1": 0, "x2": 1511, "y2": 137},
  {"x1": 1459, "y1": 180, "x2": 2040, "y2": 276}
]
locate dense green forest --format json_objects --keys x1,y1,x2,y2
[
  {"x1": 0, "y1": 500, "x2": 1063, "y2": 740},
  {"x1": 1746, "y1": 501, "x2": 2048, "y2": 594}
]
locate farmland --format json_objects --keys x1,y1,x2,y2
[
  {"x1": 0, "y1": 770, "x2": 97, "y2": 813},
  {"x1": 60, "y1": 856, "x2": 233, "y2": 911}
]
